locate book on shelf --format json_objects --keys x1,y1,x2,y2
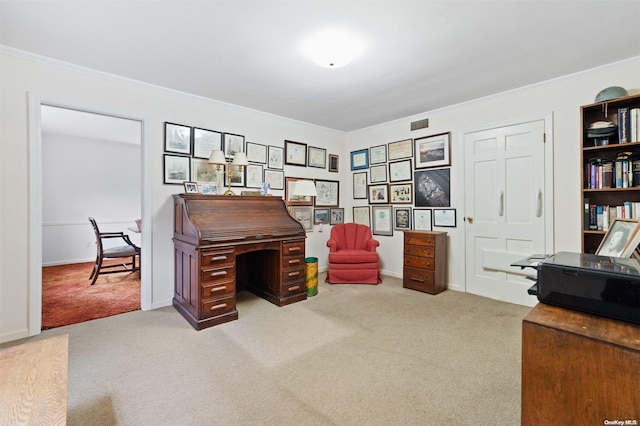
[
  {"x1": 631, "y1": 107, "x2": 639, "y2": 142},
  {"x1": 618, "y1": 107, "x2": 630, "y2": 143}
]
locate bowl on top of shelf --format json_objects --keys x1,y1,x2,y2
[
  {"x1": 594, "y1": 86, "x2": 628, "y2": 103},
  {"x1": 588, "y1": 120, "x2": 617, "y2": 145}
]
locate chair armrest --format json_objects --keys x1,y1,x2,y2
[
  {"x1": 100, "y1": 232, "x2": 140, "y2": 250},
  {"x1": 326, "y1": 238, "x2": 339, "y2": 252},
  {"x1": 366, "y1": 238, "x2": 380, "y2": 252}
]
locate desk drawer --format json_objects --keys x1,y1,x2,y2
[
  {"x1": 283, "y1": 255, "x2": 304, "y2": 268},
  {"x1": 404, "y1": 255, "x2": 436, "y2": 270},
  {"x1": 281, "y1": 279, "x2": 305, "y2": 297},
  {"x1": 404, "y1": 234, "x2": 436, "y2": 247},
  {"x1": 403, "y1": 266, "x2": 435, "y2": 293},
  {"x1": 282, "y1": 240, "x2": 305, "y2": 256},
  {"x1": 202, "y1": 281, "x2": 234, "y2": 299},
  {"x1": 282, "y1": 266, "x2": 305, "y2": 283},
  {"x1": 201, "y1": 295, "x2": 236, "y2": 318},
  {"x1": 201, "y1": 248, "x2": 235, "y2": 267},
  {"x1": 201, "y1": 265, "x2": 235, "y2": 284},
  {"x1": 404, "y1": 245, "x2": 434, "y2": 258}
]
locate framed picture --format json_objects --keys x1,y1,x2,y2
[
  {"x1": 314, "y1": 208, "x2": 330, "y2": 224},
  {"x1": 413, "y1": 209, "x2": 433, "y2": 231},
  {"x1": 224, "y1": 133, "x2": 245, "y2": 158},
  {"x1": 370, "y1": 164, "x2": 387, "y2": 183},
  {"x1": 330, "y1": 208, "x2": 345, "y2": 225},
  {"x1": 433, "y1": 208, "x2": 457, "y2": 227},
  {"x1": 368, "y1": 184, "x2": 389, "y2": 204},
  {"x1": 350, "y1": 149, "x2": 369, "y2": 170},
  {"x1": 369, "y1": 144, "x2": 387, "y2": 164},
  {"x1": 314, "y1": 179, "x2": 339, "y2": 207},
  {"x1": 164, "y1": 122, "x2": 192, "y2": 155},
  {"x1": 200, "y1": 183, "x2": 218, "y2": 195},
  {"x1": 183, "y1": 181, "x2": 199, "y2": 194},
  {"x1": 191, "y1": 158, "x2": 221, "y2": 184},
  {"x1": 353, "y1": 172, "x2": 368, "y2": 199},
  {"x1": 353, "y1": 206, "x2": 371, "y2": 227},
  {"x1": 389, "y1": 159, "x2": 412, "y2": 182},
  {"x1": 389, "y1": 183, "x2": 413, "y2": 204},
  {"x1": 308, "y1": 146, "x2": 327, "y2": 169},
  {"x1": 163, "y1": 154, "x2": 190, "y2": 184},
  {"x1": 285, "y1": 176, "x2": 313, "y2": 206},
  {"x1": 246, "y1": 142, "x2": 267, "y2": 164},
  {"x1": 394, "y1": 207, "x2": 412, "y2": 230},
  {"x1": 596, "y1": 218, "x2": 640, "y2": 257},
  {"x1": 264, "y1": 169, "x2": 284, "y2": 190},
  {"x1": 372, "y1": 205, "x2": 393, "y2": 236},
  {"x1": 192, "y1": 127, "x2": 222, "y2": 159},
  {"x1": 290, "y1": 206, "x2": 313, "y2": 232},
  {"x1": 329, "y1": 154, "x2": 339, "y2": 173},
  {"x1": 245, "y1": 163, "x2": 263, "y2": 188},
  {"x1": 387, "y1": 138, "x2": 413, "y2": 160},
  {"x1": 268, "y1": 145, "x2": 284, "y2": 169},
  {"x1": 415, "y1": 132, "x2": 451, "y2": 169},
  {"x1": 285, "y1": 140, "x2": 307, "y2": 166},
  {"x1": 227, "y1": 164, "x2": 245, "y2": 187},
  {"x1": 414, "y1": 168, "x2": 451, "y2": 207}
]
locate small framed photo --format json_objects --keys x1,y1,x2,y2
[
  {"x1": 350, "y1": 149, "x2": 369, "y2": 170},
  {"x1": 370, "y1": 164, "x2": 387, "y2": 183},
  {"x1": 290, "y1": 206, "x2": 313, "y2": 232},
  {"x1": 224, "y1": 133, "x2": 245, "y2": 158},
  {"x1": 369, "y1": 144, "x2": 387, "y2": 165},
  {"x1": 413, "y1": 209, "x2": 433, "y2": 231},
  {"x1": 353, "y1": 206, "x2": 371, "y2": 227},
  {"x1": 314, "y1": 208, "x2": 330, "y2": 224},
  {"x1": 192, "y1": 127, "x2": 222, "y2": 159},
  {"x1": 308, "y1": 146, "x2": 327, "y2": 169},
  {"x1": 415, "y1": 132, "x2": 451, "y2": 169},
  {"x1": 314, "y1": 179, "x2": 339, "y2": 207},
  {"x1": 227, "y1": 165, "x2": 245, "y2": 187},
  {"x1": 414, "y1": 168, "x2": 451, "y2": 207},
  {"x1": 285, "y1": 177, "x2": 313, "y2": 206},
  {"x1": 245, "y1": 163, "x2": 264, "y2": 188},
  {"x1": 433, "y1": 208, "x2": 457, "y2": 227},
  {"x1": 330, "y1": 208, "x2": 345, "y2": 225},
  {"x1": 353, "y1": 172, "x2": 368, "y2": 199},
  {"x1": 200, "y1": 183, "x2": 218, "y2": 195},
  {"x1": 368, "y1": 184, "x2": 389, "y2": 204},
  {"x1": 596, "y1": 218, "x2": 640, "y2": 257},
  {"x1": 191, "y1": 158, "x2": 221, "y2": 184},
  {"x1": 164, "y1": 154, "x2": 191, "y2": 185},
  {"x1": 387, "y1": 138, "x2": 413, "y2": 161},
  {"x1": 183, "y1": 181, "x2": 199, "y2": 194},
  {"x1": 328, "y1": 154, "x2": 339, "y2": 172},
  {"x1": 164, "y1": 122, "x2": 192, "y2": 155},
  {"x1": 372, "y1": 205, "x2": 393, "y2": 236},
  {"x1": 264, "y1": 169, "x2": 284, "y2": 190},
  {"x1": 268, "y1": 145, "x2": 284, "y2": 169},
  {"x1": 389, "y1": 159, "x2": 412, "y2": 182},
  {"x1": 389, "y1": 183, "x2": 413, "y2": 204},
  {"x1": 394, "y1": 207, "x2": 412, "y2": 230},
  {"x1": 285, "y1": 140, "x2": 307, "y2": 166},
  {"x1": 246, "y1": 142, "x2": 267, "y2": 164}
]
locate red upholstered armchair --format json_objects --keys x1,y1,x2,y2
[{"x1": 326, "y1": 223, "x2": 381, "y2": 284}]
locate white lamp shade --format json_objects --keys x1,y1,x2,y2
[
  {"x1": 291, "y1": 180, "x2": 317, "y2": 196},
  {"x1": 208, "y1": 149, "x2": 226, "y2": 165},
  {"x1": 231, "y1": 152, "x2": 249, "y2": 166}
]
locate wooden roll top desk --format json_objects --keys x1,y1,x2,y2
[{"x1": 173, "y1": 194, "x2": 307, "y2": 330}]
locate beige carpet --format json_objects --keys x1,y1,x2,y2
[{"x1": 6, "y1": 273, "x2": 533, "y2": 425}]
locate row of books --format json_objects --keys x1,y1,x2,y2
[
  {"x1": 585, "y1": 158, "x2": 639, "y2": 189},
  {"x1": 584, "y1": 199, "x2": 640, "y2": 231},
  {"x1": 618, "y1": 107, "x2": 640, "y2": 143}
]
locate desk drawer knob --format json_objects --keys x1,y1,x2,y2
[
  {"x1": 211, "y1": 255, "x2": 227, "y2": 261},
  {"x1": 410, "y1": 277, "x2": 424, "y2": 283},
  {"x1": 288, "y1": 247, "x2": 301, "y2": 252},
  {"x1": 210, "y1": 271, "x2": 228, "y2": 277},
  {"x1": 288, "y1": 285, "x2": 301, "y2": 292},
  {"x1": 210, "y1": 285, "x2": 227, "y2": 294},
  {"x1": 288, "y1": 271, "x2": 300, "y2": 277},
  {"x1": 288, "y1": 259, "x2": 301, "y2": 265},
  {"x1": 210, "y1": 303, "x2": 227, "y2": 311}
]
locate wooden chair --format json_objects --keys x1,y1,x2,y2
[{"x1": 88, "y1": 217, "x2": 140, "y2": 285}]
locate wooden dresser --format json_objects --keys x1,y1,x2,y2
[
  {"x1": 403, "y1": 230, "x2": 447, "y2": 294},
  {"x1": 173, "y1": 194, "x2": 307, "y2": 330}
]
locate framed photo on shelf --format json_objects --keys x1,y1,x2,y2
[
  {"x1": 183, "y1": 181, "x2": 199, "y2": 194},
  {"x1": 285, "y1": 140, "x2": 307, "y2": 166},
  {"x1": 370, "y1": 164, "x2": 387, "y2": 183},
  {"x1": 285, "y1": 176, "x2": 313, "y2": 206},
  {"x1": 353, "y1": 172, "x2": 367, "y2": 199},
  {"x1": 245, "y1": 163, "x2": 264, "y2": 188},
  {"x1": 290, "y1": 207, "x2": 313, "y2": 232},
  {"x1": 224, "y1": 133, "x2": 245, "y2": 158},
  {"x1": 368, "y1": 184, "x2": 389, "y2": 204},
  {"x1": 369, "y1": 144, "x2": 387, "y2": 164},
  {"x1": 329, "y1": 154, "x2": 339, "y2": 172},
  {"x1": 413, "y1": 209, "x2": 433, "y2": 231},
  {"x1": 264, "y1": 169, "x2": 284, "y2": 190},
  {"x1": 350, "y1": 149, "x2": 369, "y2": 170},
  {"x1": 394, "y1": 207, "x2": 412, "y2": 230},
  {"x1": 414, "y1": 132, "x2": 451, "y2": 169},
  {"x1": 389, "y1": 183, "x2": 413, "y2": 204},
  {"x1": 191, "y1": 158, "x2": 221, "y2": 184},
  {"x1": 192, "y1": 127, "x2": 222, "y2": 159},
  {"x1": 268, "y1": 145, "x2": 284, "y2": 169},
  {"x1": 387, "y1": 138, "x2": 413, "y2": 161},
  {"x1": 596, "y1": 218, "x2": 640, "y2": 257},
  {"x1": 314, "y1": 179, "x2": 339, "y2": 207},
  {"x1": 330, "y1": 208, "x2": 345, "y2": 225},
  {"x1": 389, "y1": 159, "x2": 412, "y2": 182},
  {"x1": 372, "y1": 205, "x2": 393, "y2": 236},
  {"x1": 353, "y1": 206, "x2": 371, "y2": 227},
  {"x1": 163, "y1": 154, "x2": 190, "y2": 185},
  {"x1": 414, "y1": 168, "x2": 450, "y2": 207},
  {"x1": 313, "y1": 208, "x2": 330, "y2": 224},
  {"x1": 200, "y1": 183, "x2": 218, "y2": 195},
  {"x1": 164, "y1": 122, "x2": 192, "y2": 155},
  {"x1": 246, "y1": 142, "x2": 267, "y2": 164},
  {"x1": 308, "y1": 146, "x2": 327, "y2": 169},
  {"x1": 433, "y1": 208, "x2": 457, "y2": 227}
]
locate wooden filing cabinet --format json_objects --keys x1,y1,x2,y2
[{"x1": 403, "y1": 230, "x2": 447, "y2": 294}]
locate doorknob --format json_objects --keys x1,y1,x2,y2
[{"x1": 464, "y1": 216, "x2": 474, "y2": 224}]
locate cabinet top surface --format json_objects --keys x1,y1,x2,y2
[{"x1": 404, "y1": 230, "x2": 447, "y2": 236}]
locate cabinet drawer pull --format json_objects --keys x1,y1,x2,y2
[
  {"x1": 288, "y1": 259, "x2": 301, "y2": 264},
  {"x1": 210, "y1": 285, "x2": 227, "y2": 294},
  {"x1": 410, "y1": 277, "x2": 424, "y2": 283},
  {"x1": 288, "y1": 271, "x2": 300, "y2": 277},
  {"x1": 288, "y1": 285, "x2": 301, "y2": 291},
  {"x1": 210, "y1": 303, "x2": 227, "y2": 311},
  {"x1": 288, "y1": 247, "x2": 301, "y2": 252},
  {"x1": 210, "y1": 271, "x2": 228, "y2": 277},
  {"x1": 211, "y1": 255, "x2": 227, "y2": 261}
]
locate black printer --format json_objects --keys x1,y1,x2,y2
[{"x1": 513, "y1": 251, "x2": 640, "y2": 325}]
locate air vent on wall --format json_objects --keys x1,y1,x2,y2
[{"x1": 410, "y1": 118, "x2": 429, "y2": 131}]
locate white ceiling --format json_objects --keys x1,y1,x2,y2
[{"x1": 2, "y1": 1, "x2": 640, "y2": 132}]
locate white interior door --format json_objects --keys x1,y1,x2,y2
[{"x1": 464, "y1": 120, "x2": 546, "y2": 306}]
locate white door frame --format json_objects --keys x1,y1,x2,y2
[
  {"x1": 27, "y1": 93, "x2": 153, "y2": 336},
  {"x1": 461, "y1": 113, "x2": 555, "y2": 292}
]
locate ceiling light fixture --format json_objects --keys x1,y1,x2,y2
[{"x1": 301, "y1": 28, "x2": 365, "y2": 69}]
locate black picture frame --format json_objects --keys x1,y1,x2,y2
[
  {"x1": 389, "y1": 159, "x2": 412, "y2": 182},
  {"x1": 285, "y1": 140, "x2": 307, "y2": 166},
  {"x1": 314, "y1": 179, "x2": 339, "y2": 207},
  {"x1": 394, "y1": 207, "x2": 412, "y2": 230},
  {"x1": 314, "y1": 208, "x2": 330, "y2": 224},
  {"x1": 414, "y1": 132, "x2": 451, "y2": 169},
  {"x1": 224, "y1": 133, "x2": 245, "y2": 158},
  {"x1": 308, "y1": 146, "x2": 327, "y2": 169},
  {"x1": 163, "y1": 154, "x2": 191, "y2": 185},
  {"x1": 353, "y1": 206, "x2": 371, "y2": 227},
  {"x1": 245, "y1": 163, "x2": 264, "y2": 188},
  {"x1": 268, "y1": 145, "x2": 284, "y2": 169},
  {"x1": 164, "y1": 122, "x2": 192, "y2": 155},
  {"x1": 330, "y1": 208, "x2": 345, "y2": 225},
  {"x1": 368, "y1": 184, "x2": 389, "y2": 204},
  {"x1": 264, "y1": 169, "x2": 284, "y2": 190},
  {"x1": 192, "y1": 127, "x2": 222, "y2": 159},
  {"x1": 329, "y1": 154, "x2": 339, "y2": 172},
  {"x1": 369, "y1": 144, "x2": 387, "y2": 165},
  {"x1": 353, "y1": 171, "x2": 368, "y2": 199},
  {"x1": 246, "y1": 142, "x2": 267, "y2": 164},
  {"x1": 414, "y1": 168, "x2": 451, "y2": 207},
  {"x1": 433, "y1": 208, "x2": 457, "y2": 227}
]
